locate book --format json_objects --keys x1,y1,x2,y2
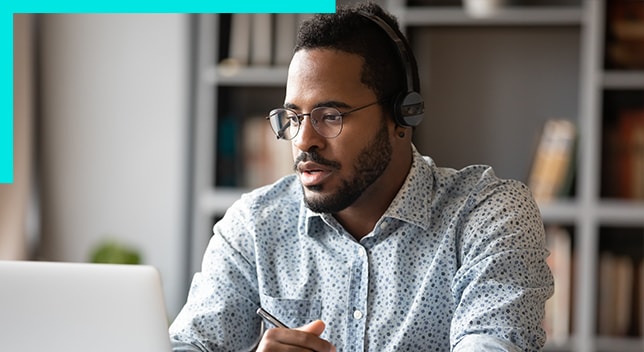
[
  {"x1": 250, "y1": 14, "x2": 272, "y2": 66},
  {"x1": 242, "y1": 116, "x2": 294, "y2": 189},
  {"x1": 527, "y1": 119, "x2": 576, "y2": 204},
  {"x1": 640, "y1": 259, "x2": 644, "y2": 337},
  {"x1": 597, "y1": 252, "x2": 634, "y2": 336},
  {"x1": 216, "y1": 116, "x2": 240, "y2": 187},
  {"x1": 613, "y1": 256, "x2": 634, "y2": 336},
  {"x1": 598, "y1": 252, "x2": 616, "y2": 335},
  {"x1": 606, "y1": 0, "x2": 644, "y2": 69},
  {"x1": 543, "y1": 226, "x2": 572, "y2": 345},
  {"x1": 601, "y1": 122, "x2": 622, "y2": 198},
  {"x1": 273, "y1": 14, "x2": 297, "y2": 66},
  {"x1": 227, "y1": 14, "x2": 252, "y2": 66},
  {"x1": 616, "y1": 109, "x2": 644, "y2": 200}
]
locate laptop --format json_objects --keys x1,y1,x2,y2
[{"x1": 0, "y1": 260, "x2": 172, "y2": 352}]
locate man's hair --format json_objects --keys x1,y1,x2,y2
[{"x1": 294, "y1": 2, "x2": 420, "y2": 119}]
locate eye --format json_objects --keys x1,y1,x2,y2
[
  {"x1": 286, "y1": 112, "x2": 301, "y2": 126},
  {"x1": 322, "y1": 113, "x2": 341, "y2": 122},
  {"x1": 318, "y1": 108, "x2": 342, "y2": 124}
]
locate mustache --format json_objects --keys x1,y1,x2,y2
[{"x1": 294, "y1": 151, "x2": 341, "y2": 170}]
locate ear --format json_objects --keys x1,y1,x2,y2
[{"x1": 395, "y1": 126, "x2": 411, "y2": 139}]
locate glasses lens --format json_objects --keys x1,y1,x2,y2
[
  {"x1": 269, "y1": 109, "x2": 299, "y2": 140},
  {"x1": 311, "y1": 107, "x2": 343, "y2": 138}
]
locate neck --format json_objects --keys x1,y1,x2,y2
[{"x1": 334, "y1": 144, "x2": 413, "y2": 240}]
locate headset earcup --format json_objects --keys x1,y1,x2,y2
[{"x1": 395, "y1": 91, "x2": 425, "y2": 127}]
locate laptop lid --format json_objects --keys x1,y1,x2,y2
[{"x1": 0, "y1": 260, "x2": 172, "y2": 352}]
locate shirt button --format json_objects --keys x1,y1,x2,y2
[
  {"x1": 353, "y1": 310, "x2": 363, "y2": 320},
  {"x1": 380, "y1": 222, "x2": 388, "y2": 230},
  {"x1": 358, "y1": 247, "x2": 366, "y2": 257}
]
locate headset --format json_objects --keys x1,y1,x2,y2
[{"x1": 358, "y1": 11, "x2": 425, "y2": 127}]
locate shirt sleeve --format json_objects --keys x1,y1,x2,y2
[
  {"x1": 169, "y1": 202, "x2": 263, "y2": 352},
  {"x1": 450, "y1": 179, "x2": 555, "y2": 351},
  {"x1": 453, "y1": 334, "x2": 521, "y2": 352}
]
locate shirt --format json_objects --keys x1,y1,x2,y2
[{"x1": 169, "y1": 147, "x2": 554, "y2": 352}]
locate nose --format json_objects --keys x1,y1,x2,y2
[{"x1": 292, "y1": 115, "x2": 325, "y2": 152}]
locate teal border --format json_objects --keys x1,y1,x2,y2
[
  {"x1": 1, "y1": 1, "x2": 336, "y2": 183},
  {"x1": 2, "y1": 10, "x2": 11, "y2": 183},
  {"x1": 10, "y1": 1, "x2": 336, "y2": 13}
]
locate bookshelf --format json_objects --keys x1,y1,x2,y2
[{"x1": 188, "y1": 1, "x2": 644, "y2": 351}]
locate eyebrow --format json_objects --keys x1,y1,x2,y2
[{"x1": 283, "y1": 100, "x2": 352, "y2": 111}]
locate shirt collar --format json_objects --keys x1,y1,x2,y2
[{"x1": 383, "y1": 145, "x2": 434, "y2": 230}]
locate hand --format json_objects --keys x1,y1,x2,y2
[{"x1": 256, "y1": 320, "x2": 336, "y2": 352}]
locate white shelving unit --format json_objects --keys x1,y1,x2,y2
[{"x1": 188, "y1": 1, "x2": 644, "y2": 351}]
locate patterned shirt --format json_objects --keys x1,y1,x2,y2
[{"x1": 169, "y1": 147, "x2": 554, "y2": 351}]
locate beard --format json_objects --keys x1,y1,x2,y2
[{"x1": 300, "y1": 119, "x2": 393, "y2": 213}]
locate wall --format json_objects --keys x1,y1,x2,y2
[
  {"x1": 37, "y1": 14, "x2": 190, "y2": 317},
  {"x1": 1, "y1": 14, "x2": 35, "y2": 260}
]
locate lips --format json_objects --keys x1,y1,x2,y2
[{"x1": 297, "y1": 162, "x2": 334, "y2": 187}]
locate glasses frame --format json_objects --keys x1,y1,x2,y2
[{"x1": 266, "y1": 101, "x2": 380, "y2": 140}]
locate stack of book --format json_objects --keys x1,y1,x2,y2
[
  {"x1": 242, "y1": 116, "x2": 294, "y2": 189},
  {"x1": 597, "y1": 251, "x2": 635, "y2": 337},
  {"x1": 603, "y1": 108, "x2": 644, "y2": 200},
  {"x1": 527, "y1": 119, "x2": 577, "y2": 204},
  {"x1": 606, "y1": 0, "x2": 644, "y2": 70},
  {"x1": 221, "y1": 14, "x2": 314, "y2": 68},
  {"x1": 543, "y1": 226, "x2": 573, "y2": 345}
]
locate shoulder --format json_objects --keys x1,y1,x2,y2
[
  {"x1": 243, "y1": 174, "x2": 302, "y2": 207},
  {"x1": 211, "y1": 175, "x2": 303, "y2": 252},
  {"x1": 222, "y1": 175, "x2": 303, "y2": 225},
  {"x1": 421, "y1": 158, "x2": 539, "y2": 225},
  {"x1": 401, "y1": 151, "x2": 536, "y2": 225},
  {"x1": 430, "y1": 160, "x2": 532, "y2": 202}
]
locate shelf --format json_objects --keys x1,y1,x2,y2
[
  {"x1": 203, "y1": 65, "x2": 288, "y2": 86},
  {"x1": 539, "y1": 199, "x2": 580, "y2": 224},
  {"x1": 539, "y1": 199, "x2": 644, "y2": 226},
  {"x1": 397, "y1": 6, "x2": 583, "y2": 27},
  {"x1": 596, "y1": 200, "x2": 644, "y2": 226},
  {"x1": 595, "y1": 336, "x2": 644, "y2": 352},
  {"x1": 602, "y1": 71, "x2": 644, "y2": 89},
  {"x1": 544, "y1": 335, "x2": 644, "y2": 352},
  {"x1": 547, "y1": 336, "x2": 644, "y2": 352},
  {"x1": 199, "y1": 187, "x2": 246, "y2": 215}
]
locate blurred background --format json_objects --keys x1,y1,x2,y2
[{"x1": 8, "y1": 13, "x2": 190, "y2": 316}]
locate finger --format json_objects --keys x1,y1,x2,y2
[
  {"x1": 295, "y1": 320, "x2": 326, "y2": 336},
  {"x1": 257, "y1": 324, "x2": 335, "y2": 352}
]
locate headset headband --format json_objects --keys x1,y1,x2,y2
[
  {"x1": 358, "y1": 11, "x2": 425, "y2": 127},
  {"x1": 358, "y1": 11, "x2": 415, "y2": 95}
]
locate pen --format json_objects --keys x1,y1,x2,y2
[{"x1": 256, "y1": 307, "x2": 290, "y2": 329}]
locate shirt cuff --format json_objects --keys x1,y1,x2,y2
[{"x1": 453, "y1": 334, "x2": 521, "y2": 352}]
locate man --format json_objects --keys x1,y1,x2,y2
[{"x1": 170, "y1": 2, "x2": 554, "y2": 351}]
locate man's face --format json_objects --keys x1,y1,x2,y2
[{"x1": 285, "y1": 49, "x2": 394, "y2": 213}]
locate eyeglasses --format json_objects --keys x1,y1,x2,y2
[{"x1": 266, "y1": 101, "x2": 380, "y2": 140}]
